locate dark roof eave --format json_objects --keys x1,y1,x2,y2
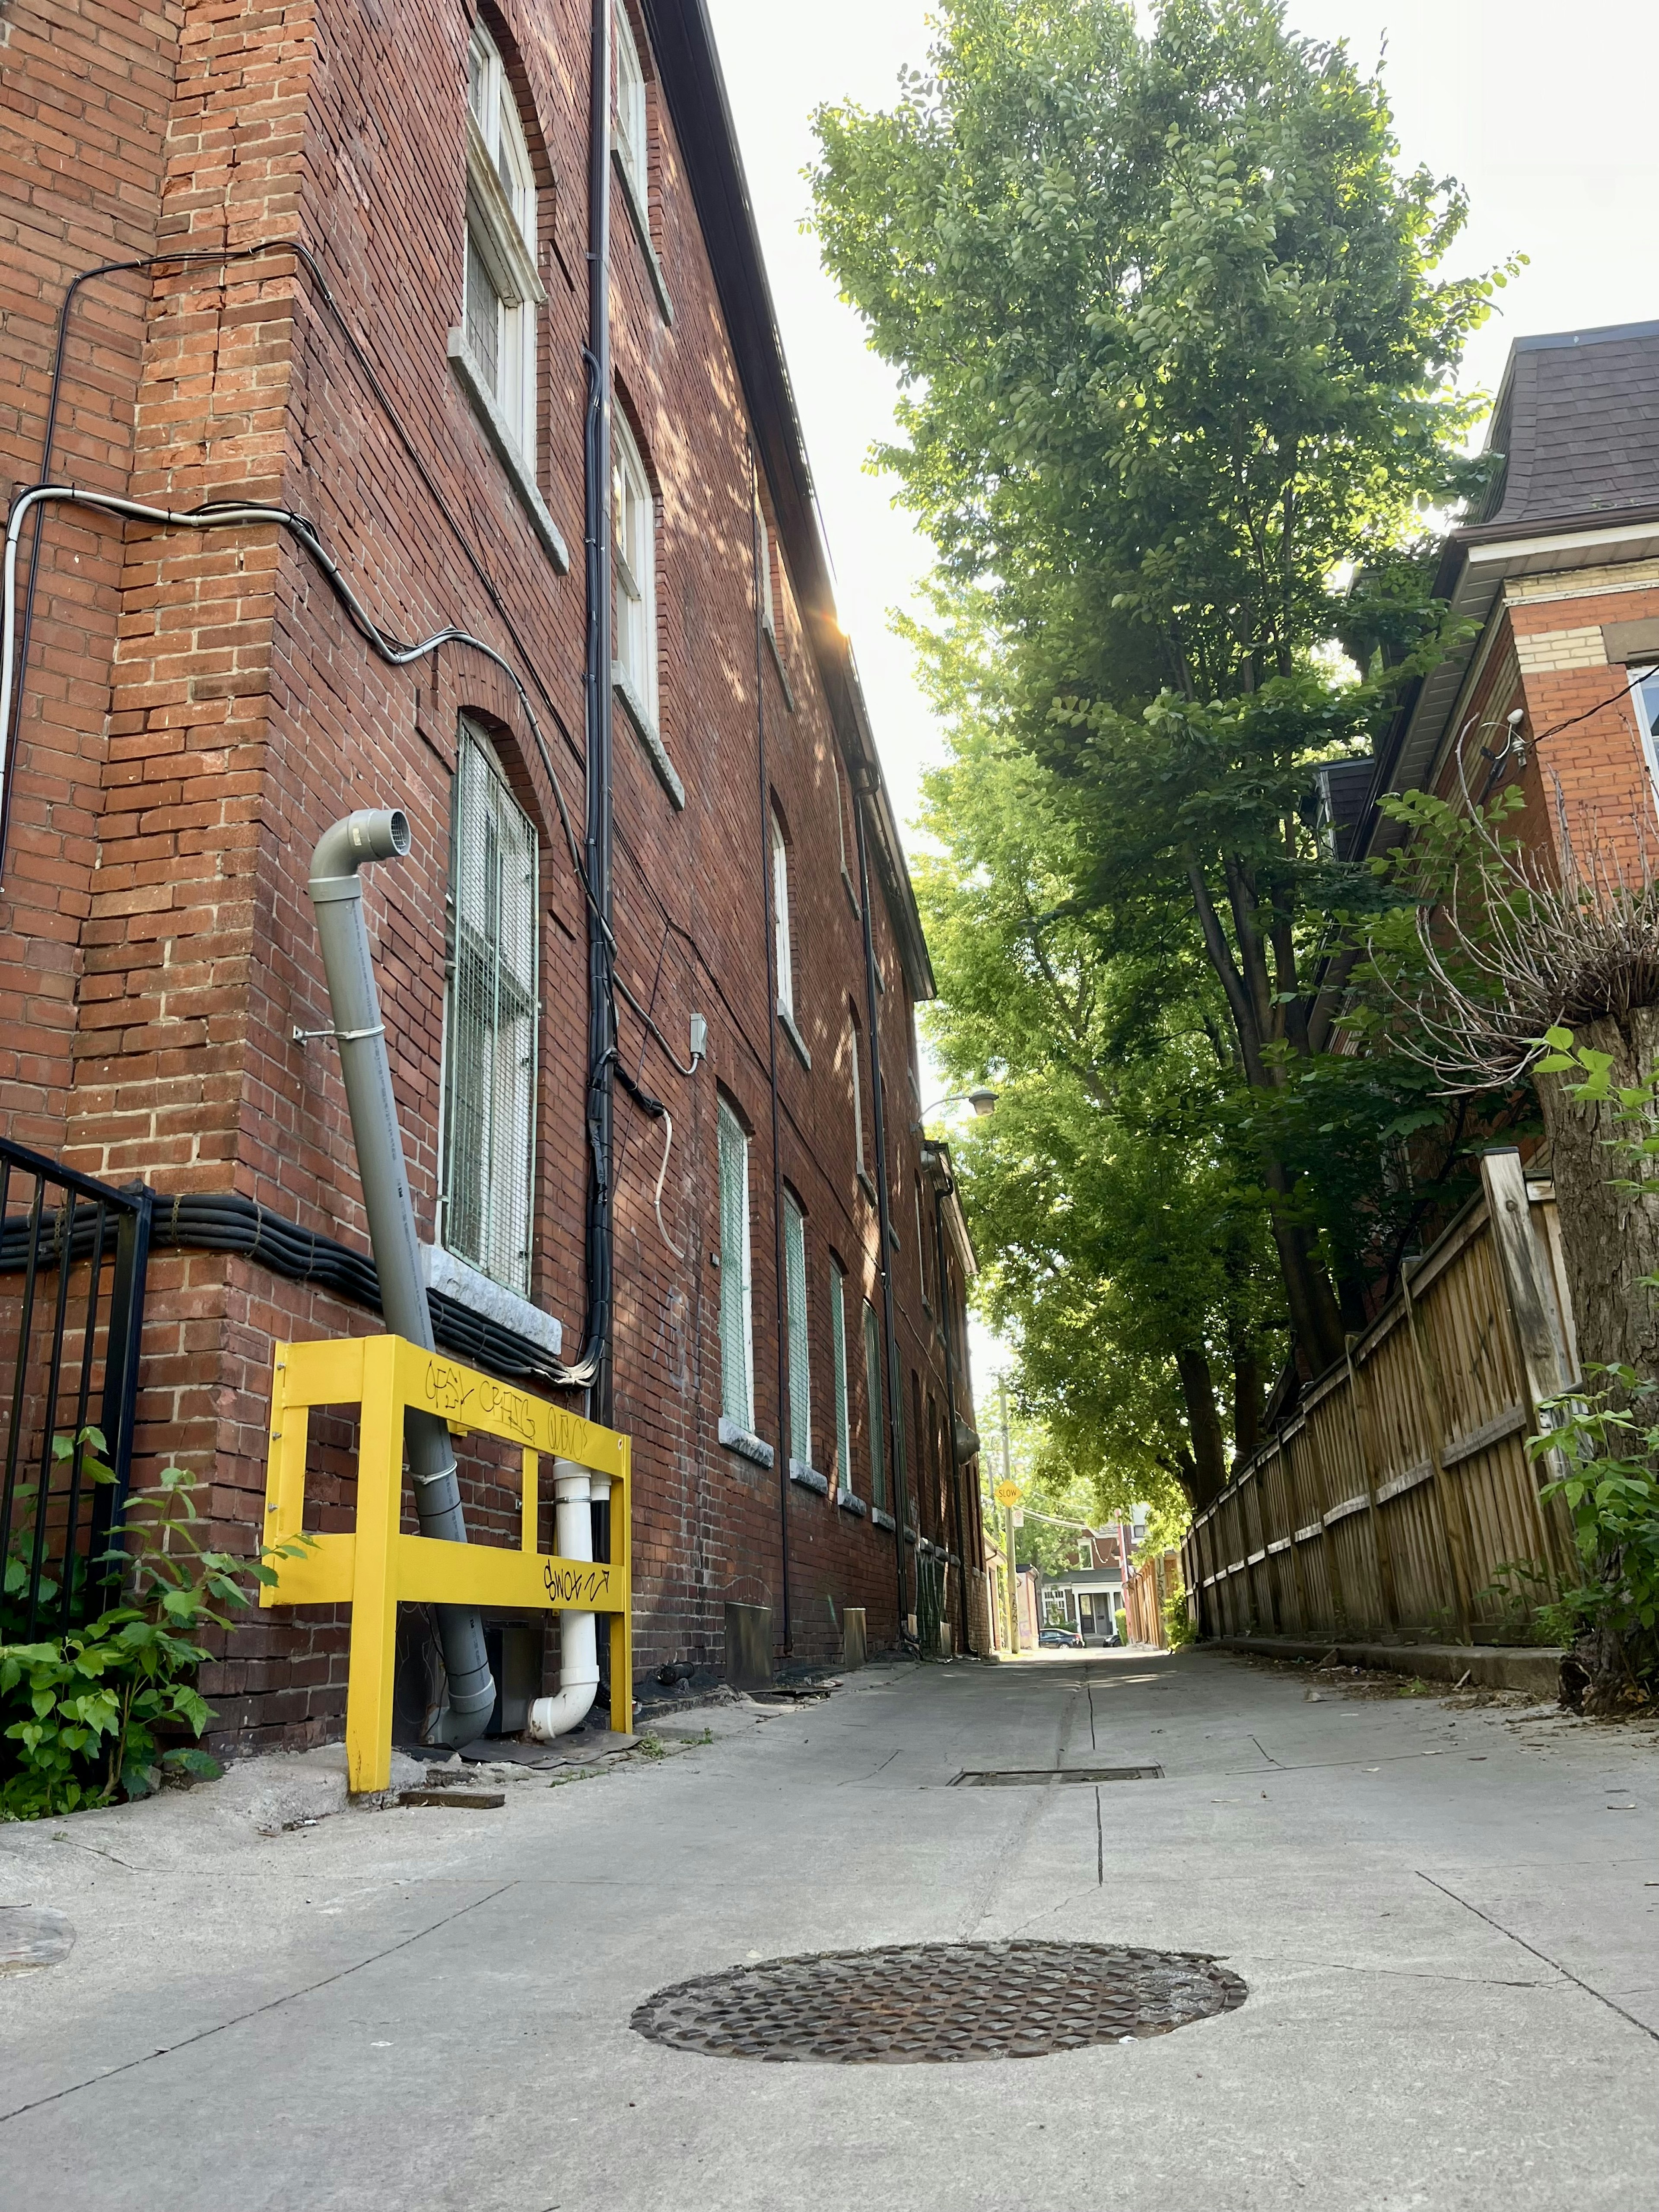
[{"x1": 640, "y1": 0, "x2": 935, "y2": 1001}]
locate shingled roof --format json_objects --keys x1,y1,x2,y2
[
  {"x1": 1476, "y1": 321, "x2": 1659, "y2": 532},
  {"x1": 1348, "y1": 320, "x2": 1659, "y2": 859}
]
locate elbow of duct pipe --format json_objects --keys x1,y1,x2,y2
[
  {"x1": 310, "y1": 807, "x2": 412, "y2": 890},
  {"x1": 305, "y1": 807, "x2": 495, "y2": 1746},
  {"x1": 527, "y1": 1466, "x2": 610, "y2": 1741}
]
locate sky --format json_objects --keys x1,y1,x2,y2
[{"x1": 702, "y1": 0, "x2": 1659, "y2": 1402}]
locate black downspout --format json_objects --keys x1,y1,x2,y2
[
  {"x1": 930, "y1": 1168, "x2": 970, "y2": 1654},
  {"x1": 750, "y1": 452, "x2": 791, "y2": 1656},
  {"x1": 583, "y1": 0, "x2": 616, "y2": 1424},
  {"x1": 851, "y1": 774, "x2": 911, "y2": 1647}
]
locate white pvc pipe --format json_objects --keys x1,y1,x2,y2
[{"x1": 527, "y1": 1462, "x2": 612, "y2": 1741}]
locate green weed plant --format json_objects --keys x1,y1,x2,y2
[{"x1": 1, "y1": 1430, "x2": 311, "y2": 1818}]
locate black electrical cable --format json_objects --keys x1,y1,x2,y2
[
  {"x1": 5, "y1": 237, "x2": 585, "y2": 877},
  {"x1": 0, "y1": 1191, "x2": 572, "y2": 1389},
  {"x1": 4, "y1": 221, "x2": 692, "y2": 1398}
]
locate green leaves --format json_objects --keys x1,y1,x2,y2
[
  {"x1": 2, "y1": 1465, "x2": 315, "y2": 1820},
  {"x1": 1530, "y1": 1372, "x2": 1659, "y2": 1689}
]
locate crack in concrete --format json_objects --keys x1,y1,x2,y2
[
  {"x1": 1278, "y1": 1957, "x2": 1560, "y2": 1989},
  {"x1": 0, "y1": 1881, "x2": 518, "y2": 2126},
  {"x1": 1416, "y1": 1872, "x2": 1659, "y2": 2044}
]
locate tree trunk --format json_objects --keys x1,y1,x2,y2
[
  {"x1": 1535, "y1": 1002, "x2": 1659, "y2": 1380},
  {"x1": 1263, "y1": 1161, "x2": 1347, "y2": 1376},
  {"x1": 1230, "y1": 1336, "x2": 1263, "y2": 1470},
  {"x1": 1174, "y1": 1345, "x2": 1228, "y2": 1509}
]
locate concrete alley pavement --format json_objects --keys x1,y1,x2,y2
[{"x1": 2, "y1": 1646, "x2": 1656, "y2": 2211}]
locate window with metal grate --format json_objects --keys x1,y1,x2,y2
[
  {"x1": 717, "y1": 1100, "x2": 754, "y2": 1430},
  {"x1": 441, "y1": 724, "x2": 539, "y2": 1295}
]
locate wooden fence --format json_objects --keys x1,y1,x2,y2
[
  {"x1": 1181, "y1": 1150, "x2": 1579, "y2": 1646},
  {"x1": 1125, "y1": 1548, "x2": 1180, "y2": 1647}
]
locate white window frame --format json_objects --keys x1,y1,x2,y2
[
  {"x1": 614, "y1": 3, "x2": 648, "y2": 205},
  {"x1": 862, "y1": 1297, "x2": 887, "y2": 1512},
  {"x1": 610, "y1": 406, "x2": 681, "y2": 803},
  {"x1": 830, "y1": 1260, "x2": 852, "y2": 1498},
  {"x1": 459, "y1": 22, "x2": 543, "y2": 463},
  {"x1": 717, "y1": 1100, "x2": 755, "y2": 1433},
  {"x1": 783, "y1": 1193, "x2": 810, "y2": 1470},
  {"x1": 439, "y1": 720, "x2": 539, "y2": 1298},
  {"x1": 772, "y1": 810, "x2": 794, "y2": 1020},
  {"x1": 757, "y1": 505, "x2": 777, "y2": 639},
  {"x1": 1631, "y1": 666, "x2": 1659, "y2": 790},
  {"x1": 849, "y1": 1013, "x2": 866, "y2": 1177}
]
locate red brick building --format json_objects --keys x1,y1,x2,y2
[
  {"x1": 1351, "y1": 320, "x2": 1659, "y2": 880},
  {"x1": 0, "y1": 0, "x2": 987, "y2": 1749}
]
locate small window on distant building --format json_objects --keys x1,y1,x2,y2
[
  {"x1": 614, "y1": 4, "x2": 648, "y2": 204},
  {"x1": 830, "y1": 1259, "x2": 852, "y2": 1497},
  {"x1": 442, "y1": 722, "x2": 539, "y2": 1295},
  {"x1": 783, "y1": 1193, "x2": 810, "y2": 1468},
  {"x1": 772, "y1": 810, "x2": 795, "y2": 1021},
  {"x1": 863, "y1": 1298, "x2": 887, "y2": 1510},
  {"x1": 461, "y1": 20, "x2": 540, "y2": 461},
  {"x1": 612, "y1": 407, "x2": 658, "y2": 731},
  {"x1": 717, "y1": 1100, "x2": 754, "y2": 1432}
]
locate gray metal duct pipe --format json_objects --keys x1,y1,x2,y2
[{"x1": 308, "y1": 809, "x2": 495, "y2": 1742}]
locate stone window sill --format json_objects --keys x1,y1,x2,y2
[
  {"x1": 842, "y1": 865, "x2": 861, "y2": 919},
  {"x1": 613, "y1": 146, "x2": 674, "y2": 326},
  {"x1": 871, "y1": 1506, "x2": 896, "y2": 1532},
  {"x1": 613, "y1": 667, "x2": 685, "y2": 808},
  {"x1": 856, "y1": 1167, "x2": 878, "y2": 1207},
  {"x1": 718, "y1": 1416, "x2": 773, "y2": 1469},
  {"x1": 788, "y1": 1459, "x2": 829, "y2": 1495},
  {"x1": 421, "y1": 1242, "x2": 563, "y2": 1357},
  {"x1": 446, "y1": 331, "x2": 570, "y2": 572},
  {"x1": 778, "y1": 1004, "x2": 811, "y2": 1071},
  {"x1": 836, "y1": 1489, "x2": 866, "y2": 1519}
]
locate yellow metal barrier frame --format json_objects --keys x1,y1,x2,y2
[{"x1": 261, "y1": 1333, "x2": 632, "y2": 1793}]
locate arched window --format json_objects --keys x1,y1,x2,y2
[
  {"x1": 717, "y1": 1099, "x2": 754, "y2": 1432},
  {"x1": 461, "y1": 19, "x2": 541, "y2": 461},
  {"x1": 441, "y1": 719, "x2": 539, "y2": 1294}
]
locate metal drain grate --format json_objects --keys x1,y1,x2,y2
[
  {"x1": 951, "y1": 1765, "x2": 1163, "y2": 1786},
  {"x1": 630, "y1": 1939, "x2": 1245, "y2": 2063}
]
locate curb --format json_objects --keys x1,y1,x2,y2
[{"x1": 1209, "y1": 1635, "x2": 1564, "y2": 1697}]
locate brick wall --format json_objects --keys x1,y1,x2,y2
[
  {"x1": 1428, "y1": 572, "x2": 1659, "y2": 872},
  {"x1": 1, "y1": 0, "x2": 982, "y2": 1750}
]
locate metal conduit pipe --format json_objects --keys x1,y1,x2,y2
[
  {"x1": 527, "y1": 1462, "x2": 610, "y2": 1739},
  {"x1": 308, "y1": 809, "x2": 495, "y2": 1742}
]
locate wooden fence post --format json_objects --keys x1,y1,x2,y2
[
  {"x1": 1399, "y1": 1261, "x2": 1477, "y2": 1643},
  {"x1": 1480, "y1": 1150, "x2": 1576, "y2": 1581},
  {"x1": 1344, "y1": 1338, "x2": 1401, "y2": 1632}
]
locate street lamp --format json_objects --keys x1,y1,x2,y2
[{"x1": 917, "y1": 1086, "x2": 998, "y2": 1128}]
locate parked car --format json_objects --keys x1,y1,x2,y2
[{"x1": 1037, "y1": 1628, "x2": 1084, "y2": 1648}]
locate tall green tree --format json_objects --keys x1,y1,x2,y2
[
  {"x1": 812, "y1": 0, "x2": 1510, "y2": 1374},
  {"x1": 917, "y1": 721, "x2": 1283, "y2": 1508}
]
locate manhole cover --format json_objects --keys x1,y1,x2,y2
[
  {"x1": 630, "y1": 1939, "x2": 1245, "y2": 2063},
  {"x1": 952, "y1": 1765, "x2": 1162, "y2": 1786}
]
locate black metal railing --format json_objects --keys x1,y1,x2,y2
[{"x1": 0, "y1": 1141, "x2": 151, "y2": 1641}]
